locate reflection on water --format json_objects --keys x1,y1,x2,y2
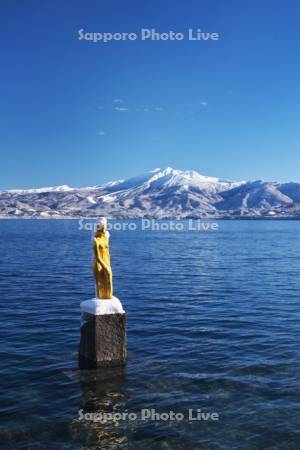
[{"x1": 73, "y1": 367, "x2": 128, "y2": 449}]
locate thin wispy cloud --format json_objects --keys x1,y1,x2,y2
[
  {"x1": 135, "y1": 107, "x2": 150, "y2": 112},
  {"x1": 110, "y1": 98, "x2": 164, "y2": 113},
  {"x1": 98, "y1": 131, "x2": 106, "y2": 136},
  {"x1": 108, "y1": 98, "x2": 208, "y2": 115},
  {"x1": 114, "y1": 106, "x2": 129, "y2": 112}
]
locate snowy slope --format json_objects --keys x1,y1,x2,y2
[{"x1": 1, "y1": 167, "x2": 300, "y2": 218}]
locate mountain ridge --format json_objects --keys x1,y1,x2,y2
[{"x1": 1, "y1": 167, "x2": 300, "y2": 219}]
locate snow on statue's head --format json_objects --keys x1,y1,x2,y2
[{"x1": 95, "y1": 217, "x2": 110, "y2": 238}]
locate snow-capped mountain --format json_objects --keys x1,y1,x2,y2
[
  {"x1": 1, "y1": 167, "x2": 300, "y2": 218},
  {"x1": 6, "y1": 184, "x2": 74, "y2": 194},
  {"x1": 100, "y1": 167, "x2": 242, "y2": 194}
]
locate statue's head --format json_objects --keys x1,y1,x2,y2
[{"x1": 95, "y1": 217, "x2": 108, "y2": 237}]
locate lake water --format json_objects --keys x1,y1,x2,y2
[{"x1": 1, "y1": 219, "x2": 300, "y2": 449}]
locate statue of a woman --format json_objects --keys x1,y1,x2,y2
[{"x1": 93, "y1": 219, "x2": 113, "y2": 299}]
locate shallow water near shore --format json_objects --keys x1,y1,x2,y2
[{"x1": 1, "y1": 219, "x2": 300, "y2": 449}]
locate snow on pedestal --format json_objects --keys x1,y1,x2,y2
[
  {"x1": 80, "y1": 297, "x2": 125, "y2": 315},
  {"x1": 78, "y1": 297, "x2": 126, "y2": 369}
]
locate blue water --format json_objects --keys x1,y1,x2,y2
[{"x1": 1, "y1": 220, "x2": 300, "y2": 450}]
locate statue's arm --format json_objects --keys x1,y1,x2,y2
[
  {"x1": 93, "y1": 239, "x2": 98, "y2": 261},
  {"x1": 97, "y1": 256, "x2": 110, "y2": 273}
]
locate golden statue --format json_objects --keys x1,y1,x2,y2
[{"x1": 93, "y1": 218, "x2": 113, "y2": 299}]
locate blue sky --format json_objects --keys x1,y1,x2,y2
[{"x1": 1, "y1": 0, "x2": 300, "y2": 189}]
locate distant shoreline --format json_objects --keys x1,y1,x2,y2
[{"x1": 1, "y1": 216, "x2": 300, "y2": 221}]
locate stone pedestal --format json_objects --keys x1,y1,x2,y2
[{"x1": 78, "y1": 297, "x2": 126, "y2": 369}]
